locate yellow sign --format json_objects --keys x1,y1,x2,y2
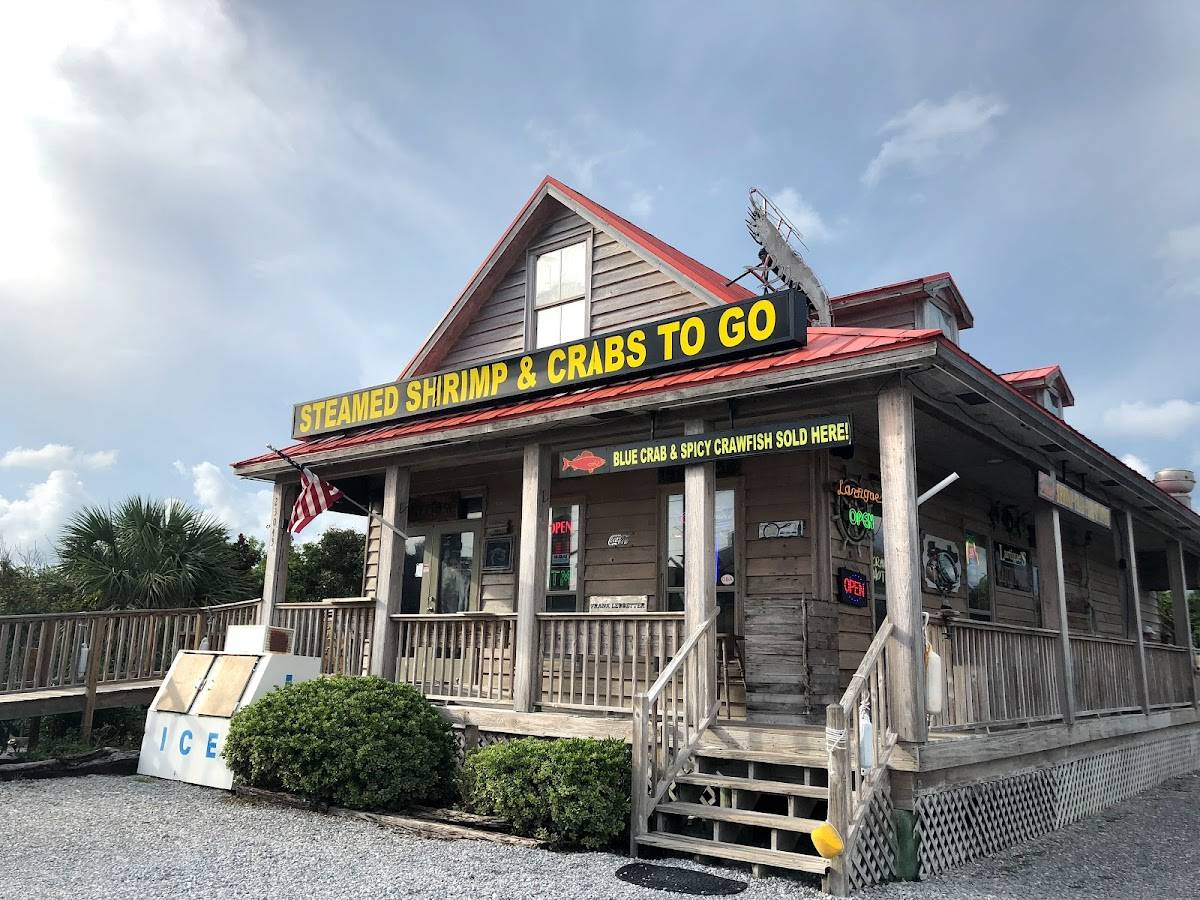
[
  {"x1": 292, "y1": 290, "x2": 807, "y2": 438},
  {"x1": 1037, "y1": 472, "x2": 1112, "y2": 528}
]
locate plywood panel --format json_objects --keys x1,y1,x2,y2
[
  {"x1": 192, "y1": 655, "x2": 259, "y2": 718},
  {"x1": 156, "y1": 653, "x2": 216, "y2": 713}
]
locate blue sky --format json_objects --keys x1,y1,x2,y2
[{"x1": 2, "y1": 1, "x2": 1198, "y2": 555}]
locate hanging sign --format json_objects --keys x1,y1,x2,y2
[
  {"x1": 557, "y1": 415, "x2": 852, "y2": 478},
  {"x1": 292, "y1": 289, "x2": 808, "y2": 438},
  {"x1": 1036, "y1": 471, "x2": 1111, "y2": 529},
  {"x1": 838, "y1": 568, "x2": 870, "y2": 607}
]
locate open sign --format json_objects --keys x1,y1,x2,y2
[{"x1": 838, "y1": 568, "x2": 870, "y2": 607}]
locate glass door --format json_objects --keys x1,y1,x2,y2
[
  {"x1": 663, "y1": 488, "x2": 739, "y2": 636},
  {"x1": 400, "y1": 527, "x2": 479, "y2": 613}
]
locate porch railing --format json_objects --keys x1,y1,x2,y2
[
  {"x1": 537, "y1": 612, "x2": 684, "y2": 713},
  {"x1": 825, "y1": 617, "x2": 896, "y2": 896},
  {"x1": 1070, "y1": 634, "x2": 1143, "y2": 716},
  {"x1": 629, "y1": 608, "x2": 720, "y2": 854},
  {"x1": 391, "y1": 613, "x2": 516, "y2": 703},
  {"x1": 273, "y1": 600, "x2": 374, "y2": 675},
  {"x1": 924, "y1": 617, "x2": 1065, "y2": 729},
  {"x1": 1145, "y1": 643, "x2": 1195, "y2": 708}
]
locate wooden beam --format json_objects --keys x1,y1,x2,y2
[
  {"x1": 1034, "y1": 502, "x2": 1076, "y2": 725},
  {"x1": 684, "y1": 418, "x2": 717, "y2": 713},
  {"x1": 1119, "y1": 509, "x2": 1152, "y2": 714},
  {"x1": 259, "y1": 480, "x2": 296, "y2": 626},
  {"x1": 78, "y1": 616, "x2": 105, "y2": 742},
  {"x1": 369, "y1": 465, "x2": 410, "y2": 678},
  {"x1": 513, "y1": 443, "x2": 550, "y2": 712},
  {"x1": 877, "y1": 384, "x2": 927, "y2": 743}
]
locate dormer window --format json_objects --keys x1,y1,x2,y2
[
  {"x1": 923, "y1": 299, "x2": 959, "y2": 343},
  {"x1": 1043, "y1": 390, "x2": 1062, "y2": 416},
  {"x1": 531, "y1": 240, "x2": 588, "y2": 349}
]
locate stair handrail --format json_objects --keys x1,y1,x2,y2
[
  {"x1": 825, "y1": 617, "x2": 897, "y2": 896},
  {"x1": 629, "y1": 607, "x2": 721, "y2": 855}
]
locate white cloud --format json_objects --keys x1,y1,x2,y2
[
  {"x1": 629, "y1": 190, "x2": 654, "y2": 218},
  {"x1": 0, "y1": 470, "x2": 87, "y2": 550},
  {"x1": 1120, "y1": 453, "x2": 1153, "y2": 479},
  {"x1": 862, "y1": 92, "x2": 1008, "y2": 187},
  {"x1": 526, "y1": 114, "x2": 650, "y2": 189},
  {"x1": 177, "y1": 461, "x2": 363, "y2": 545},
  {"x1": 772, "y1": 187, "x2": 835, "y2": 242},
  {"x1": 0, "y1": 443, "x2": 117, "y2": 470},
  {"x1": 1102, "y1": 400, "x2": 1200, "y2": 439},
  {"x1": 1157, "y1": 224, "x2": 1200, "y2": 296}
]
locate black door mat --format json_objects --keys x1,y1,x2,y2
[{"x1": 615, "y1": 862, "x2": 748, "y2": 895}]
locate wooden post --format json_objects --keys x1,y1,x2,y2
[
  {"x1": 1035, "y1": 502, "x2": 1076, "y2": 725},
  {"x1": 369, "y1": 465, "x2": 410, "y2": 678},
  {"x1": 1119, "y1": 510, "x2": 1152, "y2": 714},
  {"x1": 1167, "y1": 541, "x2": 1193, "y2": 649},
  {"x1": 877, "y1": 385, "x2": 927, "y2": 743},
  {"x1": 684, "y1": 419, "x2": 717, "y2": 714},
  {"x1": 79, "y1": 617, "x2": 105, "y2": 742},
  {"x1": 629, "y1": 694, "x2": 649, "y2": 856},
  {"x1": 824, "y1": 702, "x2": 851, "y2": 896},
  {"x1": 513, "y1": 443, "x2": 550, "y2": 713},
  {"x1": 260, "y1": 480, "x2": 297, "y2": 627}
]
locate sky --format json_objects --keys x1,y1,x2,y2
[{"x1": 2, "y1": 1, "x2": 1199, "y2": 557}]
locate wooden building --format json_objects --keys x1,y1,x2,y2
[{"x1": 232, "y1": 177, "x2": 1200, "y2": 892}]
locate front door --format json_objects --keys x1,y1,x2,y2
[
  {"x1": 399, "y1": 525, "x2": 481, "y2": 613},
  {"x1": 662, "y1": 487, "x2": 741, "y2": 636}
]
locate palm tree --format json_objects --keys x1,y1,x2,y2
[{"x1": 57, "y1": 497, "x2": 255, "y2": 609}]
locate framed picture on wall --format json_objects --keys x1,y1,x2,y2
[
  {"x1": 922, "y1": 534, "x2": 962, "y2": 594},
  {"x1": 482, "y1": 535, "x2": 513, "y2": 573},
  {"x1": 994, "y1": 541, "x2": 1033, "y2": 592}
]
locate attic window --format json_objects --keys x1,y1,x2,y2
[
  {"x1": 923, "y1": 300, "x2": 958, "y2": 343},
  {"x1": 1042, "y1": 390, "x2": 1062, "y2": 416},
  {"x1": 532, "y1": 240, "x2": 588, "y2": 349}
]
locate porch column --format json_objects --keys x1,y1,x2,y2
[
  {"x1": 683, "y1": 419, "x2": 717, "y2": 711},
  {"x1": 1166, "y1": 541, "x2": 1193, "y2": 650},
  {"x1": 369, "y1": 464, "x2": 410, "y2": 678},
  {"x1": 1034, "y1": 502, "x2": 1076, "y2": 725},
  {"x1": 259, "y1": 479, "x2": 297, "y2": 627},
  {"x1": 877, "y1": 385, "x2": 927, "y2": 743},
  {"x1": 1118, "y1": 510, "x2": 1152, "y2": 713},
  {"x1": 513, "y1": 443, "x2": 551, "y2": 713}
]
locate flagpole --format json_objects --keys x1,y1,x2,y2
[{"x1": 267, "y1": 445, "x2": 409, "y2": 541}]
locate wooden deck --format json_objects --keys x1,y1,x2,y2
[{"x1": 0, "y1": 679, "x2": 161, "y2": 719}]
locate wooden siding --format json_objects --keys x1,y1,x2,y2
[
  {"x1": 831, "y1": 297, "x2": 919, "y2": 330},
  {"x1": 361, "y1": 497, "x2": 383, "y2": 597},
  {"x1": 438, "y1": 202, "x2": 709, "y2": 369}
]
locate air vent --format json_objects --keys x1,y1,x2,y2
[
  {"x1": 956, "y1": 392, "x2": 989, "y2": 406},
  {"x1": 1100, "y1": 479, "x2": 1119, "y2": 487},
  {"x1": 1040, "y1": 442, "x2": 1065, "y2": 453}
]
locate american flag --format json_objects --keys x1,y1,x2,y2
[{"x1": 289, "y1": 466, "x2": 344, "y2": 533}]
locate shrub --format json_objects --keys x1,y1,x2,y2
[
  {"x1": 462, "y1": 737, "x2": 631, "y2": 849},
  {"x1": 224, "y1": 676, "x2": 455, "y2": 810}
]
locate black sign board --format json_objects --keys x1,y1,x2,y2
[
  {"x1": 838, "y1": 568, "x2": 870, "y2": 607},
  {"x1": 557, "y1": 415, "x2": 852, "y2": 478},
  {"x1": 292, "y1": 289, "x2": 807, "y2": 439}
]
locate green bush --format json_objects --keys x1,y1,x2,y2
[
  {"x1": 224, "y1": 676, "x2": 455, "y2": 810},
  {"x1": 462, "y1": 736, "x2": 630, "y2": 849}
]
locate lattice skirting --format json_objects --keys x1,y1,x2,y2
[
  {"x1": 915, "y1": 728, "x2": 1200, "y2": 878},
  {"x1": 846, "y1": 776, "x2": 898, "y2": 892},
  {"x1": 450, "y1": 727, "x2": 522, "y2": 763}
]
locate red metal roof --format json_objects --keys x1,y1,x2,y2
[
  {"x1": 1001, "y1": 365, "x2": 1061, "y2": 384},
  {"x1": 829, "y1": 272, "x2": 954, "y2": 304},
  {"x1": 232, "y1": 326, "x2": 939, "y2": 469}
]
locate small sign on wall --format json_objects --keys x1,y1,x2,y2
[
  {"x1": 607, "y1": 533, "x2": 632, "y2": 547},
  {"x1": 923, "y1": 534, "x2": 962, "y2": 594},
  {"x1": 589, "y1": 595, "x2": 649, "y2": 613},
  {"x1": 758, "y1": 520, "x2": 805, "y2": 539},
  {"x1": 838, "y1": 568, "x2": 869, "y2": 607}
]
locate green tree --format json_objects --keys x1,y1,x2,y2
[
  {"x1": 285, "y1": 527, "x2": 366, "y2": 600},
  {"x1": 57, "y1": 497, "x2": 254, "y2": 609},
  {"x1": 0, "y1": 542, "x2": 78, "y2": 615}
]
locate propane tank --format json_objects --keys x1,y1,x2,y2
[
  {"x1": 858, "y1": 704, "x2": 875, "y2": 769},
  {"x1": 925, "y1": 641, "x2": 945, "y2": 716}
]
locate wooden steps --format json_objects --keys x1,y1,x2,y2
[
  {"x1": 673, "y1": 771, "x2": 829, "y2": 800},
  {"x1": 656, "y1": 801, "x2": 822, "y2": 833},
  {"x1": 693, "y1": 747, "x2": 827, "y2": 767},
  {"x1": 636, "y1": 833, "x2": 827, "y2": 875}
]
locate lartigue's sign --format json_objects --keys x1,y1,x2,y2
[
  {"x1": 557, "y1": 415, "x2": 853, "y2": 478},
  {"x1": 291, "y1": 290, "x2": 807, "y2": 438},
  {"x1": 1036, "y1": 471, "x2": 1112, "y2": 529}
]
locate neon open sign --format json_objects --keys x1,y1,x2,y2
[
  {"x1": 838, "y1": 568, "x2": 869, "y2": 607},
  {"x1": 846, "y1": 507, "x2": 876, "y2": 530}
]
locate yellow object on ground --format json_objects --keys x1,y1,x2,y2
[{"x1": 812, "y1": 821, "x2": 844, "y2": 858}]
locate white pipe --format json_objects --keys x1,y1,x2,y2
[{"x1": 917, "y1": 472, "x2": 959, "y2": 507}]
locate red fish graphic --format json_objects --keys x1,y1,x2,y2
[{"x1": 561, "y1": 450, "x2": 607, "y2": 474}]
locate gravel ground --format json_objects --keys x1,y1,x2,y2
[
  {"x1": 1, "y1": 773, "x2": 1196, "y2": 899},
  {"x1": 859, "y1": 771, "x2": 1200, "y2": 900}
]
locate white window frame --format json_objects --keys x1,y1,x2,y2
[{"x1": 525, "y1": 229, "x2": 593, "y2": 351}]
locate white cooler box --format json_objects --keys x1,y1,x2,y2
[{"x1": 138, "y1": 625, "x2": 321, "y2": 789}]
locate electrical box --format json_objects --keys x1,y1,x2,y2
[{"x1": 137, "y1": 629, "x2": 320, "y2": 790}]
